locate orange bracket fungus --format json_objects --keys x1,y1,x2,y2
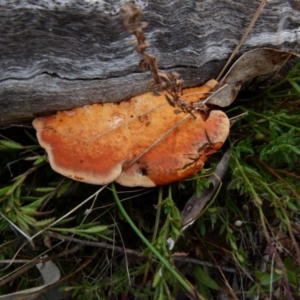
[
  {"x1": 33, "y1": 47, "x2": 300, "y2": 187},
  {"x1": 32, "y1": 2, "x2": 300, "y2": 188},
  {"x1": 33, "y1": 80, "x2": 229, "y2": 187},
  {"x1": 33, "y1": 3, "x2": 230, "y2": 187}
]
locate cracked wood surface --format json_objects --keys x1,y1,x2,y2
[{"x1": 0, "y1": 0, "x2": 300, "y2": 126}]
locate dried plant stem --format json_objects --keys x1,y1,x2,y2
[
  {"x1": 122, "y1": 3, "x2": 160, "y2": 84},
  {"x1": 217, "y1": 0, "x2": 268, "y2": 81},
  {"x1": 30, "y1": 185, "x2": 107, "y2": 240},
  {"x1": 121, "y1": 3, "x2": 184, "y2": 106}
]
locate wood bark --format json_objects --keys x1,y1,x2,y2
[{"x1": 0, "y1": 0, "x2": 299, "y2": 126}]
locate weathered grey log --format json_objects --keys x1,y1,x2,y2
[{"x1": 0, "y1": 0, "x2": 299, "y2": 126}]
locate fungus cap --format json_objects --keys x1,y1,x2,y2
[{"x1": 33, "y1": 80, "x2": 229, "y2": 187}]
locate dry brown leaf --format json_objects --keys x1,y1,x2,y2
[
  {"x1": 206, "y1": 48, "x2": 300, "y2": 107},
  {"x1": 181, "y1": 149, "x2": 231, "y2": 229},
  {"x1": 33, "y1": 80, "x2": 229, "y2": 187}
]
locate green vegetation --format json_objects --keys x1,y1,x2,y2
[{"x1": 0, "y1": 61, "x2": 300, "y2": 299}]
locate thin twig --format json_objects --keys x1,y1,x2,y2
[
  {"x1": 172, "y1": 257, "x2": 238, "y2": 274},
  {"x1": 0, "y1": 245, "x2": 80, "y2": 287},
  {"x1": 47, "y1": 231, "x2": 142, "y2": 257}
]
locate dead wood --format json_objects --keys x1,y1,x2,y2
[{"x1": 0, "y1": 0, "x2": 299, "y2": 125}]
